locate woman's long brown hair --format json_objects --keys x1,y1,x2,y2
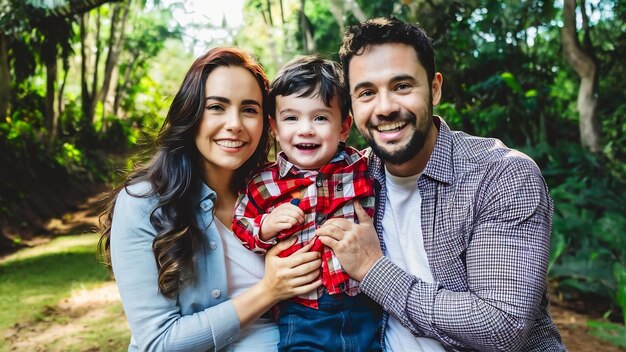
[{"x1": 99, "y1": 47, "x2": 270, "y2": 298}]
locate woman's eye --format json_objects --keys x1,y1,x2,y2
[
  {"x1": 207, "y1": 104, "x2": 224, "y2": 111},
  {"x1": 242, "y1": 107, "x2": 259, "y2": 114}
]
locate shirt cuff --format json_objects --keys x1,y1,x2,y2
[
  {"x1": 360, "y1": 257, "x2": 412, "y2": 306},
  {"x1": 256, "y1": 215, "x2": 278, "y2": 247},
  {"x1": 206, "y1": 300, "x2": 240, "y2": 350}
]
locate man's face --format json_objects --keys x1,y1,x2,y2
[{"x1": 348, "y1": 43, "x2": 441, "y2": 172}]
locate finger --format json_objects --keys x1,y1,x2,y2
[
  {"x1": 294, "y1": 236, "x2": 317, "y2": 254},
  {"x1": 292, "y1": 279, "x2": 323, "y2": 296},
  {"x1": 318, "y1": 233, "x2": 340, "y2": 250},
  {"x1": 290, "y1": 268, "x2": 322, "y2": 287},
  {"x1": 267, "y1": 236, "x2": 297, "y2": 256},
  {"x1": 354, "y1": 201, "x2": 373, "y2": 225},
  {"x1": 316, "y1": 224, "x2": 344, "y2": 241},
  {"x1": 320, "y1": 218, "x2": 351, "y2": 232},
  {"x1": 291, "y1": 257, "x2": 322, "y2": 275},
  {"x1": 286, "y1": 248, "x2": 321, "y2": 269}
]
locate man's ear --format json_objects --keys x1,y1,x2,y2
[
  {"x1": 339, "y1": 115, "x2": 353, "y2": 141},
  {"x1": 431, "y1": 72, "x2": 443, "y2": 106}
]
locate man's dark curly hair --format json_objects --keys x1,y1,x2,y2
[{"x1": 339, "y1": 17, "x2": 436, "y2": 91}]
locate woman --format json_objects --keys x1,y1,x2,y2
[{"x1": 99, "y1": 47, "x2": 322, "y2": 351}]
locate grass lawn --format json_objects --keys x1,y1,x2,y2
[{"x1": 0, "y1": 234, "x2": 130, "y2": 351}]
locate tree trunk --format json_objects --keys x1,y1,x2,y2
[
  {"x1": 99, "y1": 1, "x2": 129, "y2": 124},
  {"x1": 44, "y1": 57, "x2": 58, "y2": 142},
  {"x1": 80, "y1": 13, "x2": 93, "y2": 125},
  {"x1": 0, "y1": 33, "x2": 11, "y2": 118},
  {"x1": 561, "y1": 0, "x2": 601, "y2": 153}
]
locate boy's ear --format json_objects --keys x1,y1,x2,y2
[
  {"x1": 269, "y1": 117, "x2": 279, "y2": 140},
  {"x1": 339, "y1": 115, "x2": 352, "y2": 141}
]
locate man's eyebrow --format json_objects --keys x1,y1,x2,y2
[
  {"x1": 352, "y1": 81, "x2": 373, "y2": 93},
  {"x1": 351, "y1": 74, "x2": 418, "y2": 93},
  {"x1": 389, "y1": 74, "x2": 417, "y2": 84}
]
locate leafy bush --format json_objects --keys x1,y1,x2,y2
[{"x1": 540, "y1": 143, "x2": 626, "y2": 323}]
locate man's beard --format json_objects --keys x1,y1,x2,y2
[{"x1": 363, "y1": 108, "x2": 432, "y2": 165}]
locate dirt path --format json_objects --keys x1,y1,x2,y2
[
  {"x1": 4, "y1": 283, "x2": 129, "y2": 351},
  {"x1": 3, "y1": 192, "x2": 624, "y2": 351}
]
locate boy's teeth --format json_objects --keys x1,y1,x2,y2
[
  {"x1": 377, "y1": 121, "x2": 406, "y2": 132},
  {"x1": 216, "y1": 140, "x2": 244, "y2": 148}
]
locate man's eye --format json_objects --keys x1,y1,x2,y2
[
  {"x1": 395, "y1": 83, "x2": 413, "y2": 92},
  {"x1": 355, "y1": 90, "x2": 375, "y2": 101}
]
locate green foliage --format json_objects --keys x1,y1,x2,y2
[
  {"x1": 535, "y1": 142, "x2": 626, "y2": 323},
  {"x1": 587, "y1": 320, "x2": 626, "y2": 347}
]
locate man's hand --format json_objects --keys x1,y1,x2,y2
[
  {"x1": 317, "y1": 201, "x2": 383, "y2": 281},
  {"x1": 260, "y1": 202, "x2": 304, "y2": 241}
]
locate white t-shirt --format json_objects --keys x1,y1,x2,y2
[
  {"x1": 215, "y1": 218, "x2": 278, "y2": 351},
  {"x1": 381, "y1": 168, "x2": 445, "y2": 351}
]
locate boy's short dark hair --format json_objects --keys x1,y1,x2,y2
[
  {"x1": 339, "y1": 17, "x2": 436, "y2": 91},
  {"x1": 269, "y1": 55, "x2": 351, "y2": 121}
]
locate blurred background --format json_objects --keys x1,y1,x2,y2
[{"x1": 0, "y1": 0, "x2": 624, "y2": 350}]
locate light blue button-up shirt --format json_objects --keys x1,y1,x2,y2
[{"x1": 111, "y1": 180, "x2": 273, "y2": 351}]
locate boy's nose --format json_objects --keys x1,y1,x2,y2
[{"x1": 297, "y1": 121, "x2": 314, "y2": 135}]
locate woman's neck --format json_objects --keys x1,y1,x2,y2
[{"x1": 203, "y1": 171, "x2": 237, "y2": 226}]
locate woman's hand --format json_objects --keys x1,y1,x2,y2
[
  {"x1": 232, "y1": 237, "x2": 322, "y2": 327},
  {"x1": 261, "y1": 237, "x2": 322, "y2": 302}
]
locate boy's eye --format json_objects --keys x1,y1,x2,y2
[{"x1": 314, "y1": 115, "x2": 329, "y2": 122}]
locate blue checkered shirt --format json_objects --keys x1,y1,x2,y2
[{"x1": 361, "y1": 117, "x2": 566, "y2": 351}]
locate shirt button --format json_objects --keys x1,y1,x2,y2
[
  {"x1": 315, "y1": 213, "x2": 326, "y2": 225},
  {"x1": 316, "y1": 174, "x2": 324, "y2": 187},
  {"x1": 211, "y1": 289, "x2": 221, "y2": 298},
  {"x1": 209, "y1": 241, "x2": 217, "y2": 250}
]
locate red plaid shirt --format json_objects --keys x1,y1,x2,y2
[{"x1": 233, "y1": 145, "x2": 375, "y2": 308}]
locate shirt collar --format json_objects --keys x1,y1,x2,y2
[
  {"x1": 276, "y1": 142, "x2": 351, "y2": 178},
  {"x1": 423, "y1": 116, "x2": 454, "y2": 185},
  {"x1": 191, "y1": 178, "x2": 217, "y2": 205}
]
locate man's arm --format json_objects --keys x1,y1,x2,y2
[{"x1": 319, "y1": 161, "x2": 554, "y2": 351}]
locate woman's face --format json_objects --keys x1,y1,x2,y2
[{"x1": 195, "y1": 65, "x2": 264, "y2": 180}]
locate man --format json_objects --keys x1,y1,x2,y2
[{"x1": 317, "y1": 17, "x2": 565, "y2": 351}]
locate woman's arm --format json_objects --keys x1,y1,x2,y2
[
  {"x1": 111, "y1": 185, "x2": 321, "y2": 351},
  {"x1": 232, "y1": 237, "x2": 322, "y2": 327}
]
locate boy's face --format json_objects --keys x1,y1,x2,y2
[{"x1": 270, "y1": 94, "x2": 351, "y2": 170}]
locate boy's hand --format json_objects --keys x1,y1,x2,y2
[{"x1": 260, "y1": 202, "x2": 305, "y2": 241}]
